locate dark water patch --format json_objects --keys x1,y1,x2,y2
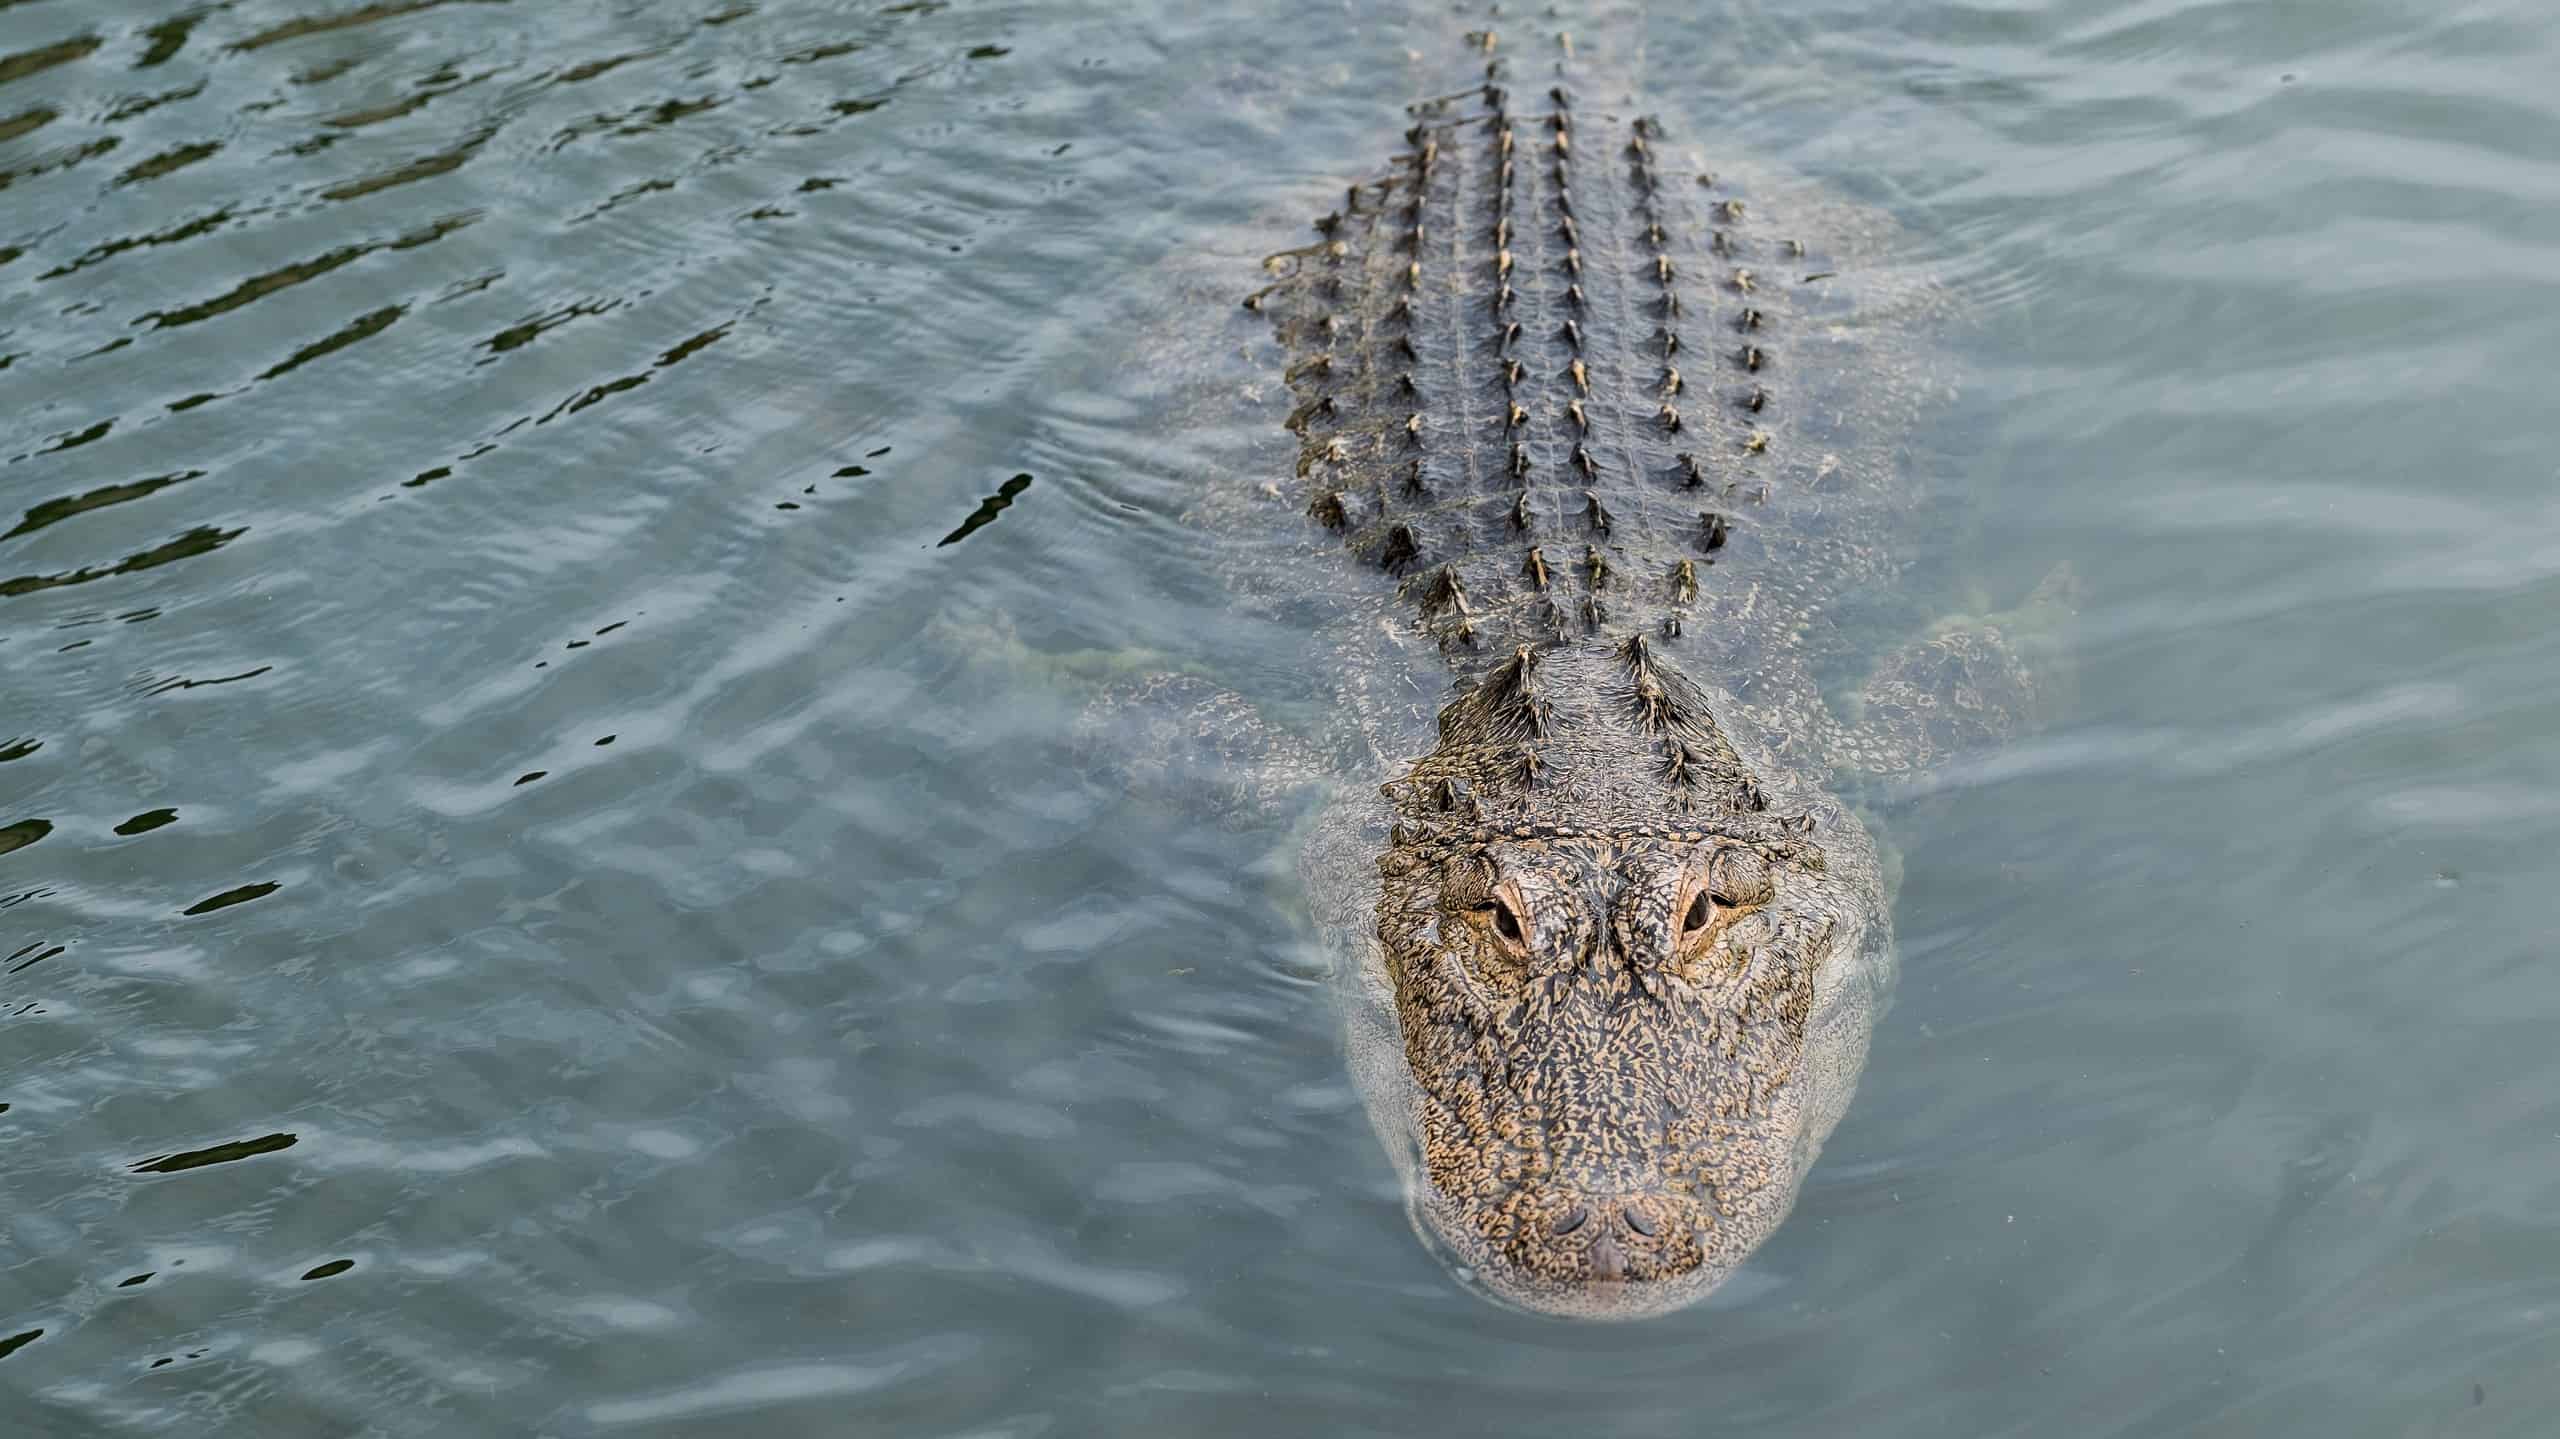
[
  {"x1": 0, "y1": 1329, "x2": 40, "y2": 1362},
  {"x1": 136, "y1": 9, "x2": 212, "y2": 69},
  {"x1": 3, "y1": 470, "x2": 200, "y2": 541},
  {"x1": 104, "y1": 80, "x2": 206, "y2": 122},
  {"x1": 704, "y1": 4, "x2": 755, "y2": 25},
  {"x1": 552, "y1": 50, "x2": 660, "y2": 86},
  {"x1": 0, "y1": 104, "x2": 54, "y2": 143},
  {"x1": 551, "y1": 94, "x2": 723, "y2": 150},
  {"x1": 231, "y1": 0, "x2": 484, "y2": 54},
  {"x1": 571, "y1": 177, "x2": 672, "y2": 223},
  {"x1": 301, "y1": 1258, "x2": 355, "y2": 1280},
  {"x1": 966, "y1": 44, "x2": 1011, "y2": 60},
  {"x1": 0, "y1": 135, "x2": 119, "y2": 193},
  {"x1": 781, "y1": 41, "x2": 864, "y2": 66},
  {"x1": 514, "y1": 770, "x2": 544, "y2": 785},
  {"x1": 0, "y1": 34, "x2": 100, "y2": 90},
  {"x1": 0, "y1": 819, "x2": 51, "y2": 857},
  {"x1": 937, "y1": 473, "x2": 1034, "y2": 547},
  {"x1": 137, "y1": 664, "x2": 272, "y2": 696},
  {"x1": 37, "y1": 208, "x2": 231, "y2": 280},
  {"x1": 7, "y1": 942, "x2": 63, "y2": 972},
  {"x1": 0, "y1": 739, "x2": 37, "y2": 762},
  {"x1": 131, "y1": 1131, "x2": 296, "y2": 1172},
  {"x1": 28, "y1": 418, "x2": 114, "y2": 456},
  {"x1": 482, "y1": 299, "x2": 620, "y2": 356},
  {"x1": 256, "y1": 304, "x2": 405, "y2": 381},
  {"x1": 115, "y1": 1272, "x2": 153, "y2": 1288},
  {"x1": 537, "y1": 373, "x2": 646, "y2": 423},
  {"x1": 322, "y1": 72, "x2": 486, "y2": 128},
  {"x1": 178, "y1": 880, "x2": 280, "y2": 915},
  {"x1": 292, "y1": 53, "x2": 367, "y2": 86},
  {"x1": 114, "y1": 808, "x2": 178, "y2": 836},
  {"x1": 0, "y1": 524, "x2": 247, "y2": 600},
  {"x1": 532, "y1": 323, "x2": 732, "y2": 424},
  {"x1": 324, "y1": 92, "x2": 426, "y2": 129},
  {"x1": 319, "y1": 125, "x2": 496, "y2": 202},
  {"x1": 436, "y1": 269, "x2": 501, "y2": 302},
  {"x1": 138, "y1": 211, "x2": 473, "y2": 329},
  {"x1": 112, "y1": 139, "x2": 220, "y2": 187},
  {"x1": 317, "y1": 127, "x2": 491, "y2": 199},
  {"x1": 657, "y1": 325, "x2": 728, "y2": 367},
  {"x1": 632, "y1": 95, "x2": 721, "y2": 130}
]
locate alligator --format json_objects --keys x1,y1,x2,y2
[{"x1": 1101, "y1": 12, "x2": 2058, "y2": 1321}]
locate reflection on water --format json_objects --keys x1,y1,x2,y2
[{"x1": 5, "y1": 0, "x2": 2560, "y2": 1433}]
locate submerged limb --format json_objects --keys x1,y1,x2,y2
[
  {"x1": 1829, "y1": 562, "x2": 2081, "y2": 776},
  {"x1": 920, "y1": 605, "x2": 1192, "y2": 690},
  {"x1": 1073, "y1": 671, "x2": 1332, "y2": 829}
]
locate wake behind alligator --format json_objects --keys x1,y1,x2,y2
[{"x1": 1164, "y1": 10, "x2": 2044, "y2": 1320}]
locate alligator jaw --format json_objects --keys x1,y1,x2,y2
[{"x1": 1392, "y1": 876, "x2": 1851, "y2": 1320}]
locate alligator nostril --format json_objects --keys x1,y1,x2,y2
[
  {"x1": 1551, "y1": 1205, "x2": 1590, "y2": 1237},
  {"x1": 1623, "y1": 1205, "x2": 1658, "y2": 1238}
]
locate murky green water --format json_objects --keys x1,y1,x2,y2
[{"x1": 6, "y1": 0, "x2": 2558, "y2": 1433}]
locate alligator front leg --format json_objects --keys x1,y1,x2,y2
[
  {"x1": 925, "y1": 603, "x2": 1330, "y2": 827},
  {"x1": 1828, "y1": 563, "x2": 2080, "y2": 777},
  {"x1": 1073, "y1": 670, "x2": 1333, "y2": 829}
]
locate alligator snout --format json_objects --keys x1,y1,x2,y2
[{"x1": 1525, "y1": 1188, "x2": 1693, "y2": 1285}]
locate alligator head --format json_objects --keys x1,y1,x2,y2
[{"x1": 1362, "y1": 640, "x2": 1881, "y2": 1319}]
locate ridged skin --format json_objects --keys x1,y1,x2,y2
[
  {"x1": 1257, "y1": 64, "x2": 1782, "y2": 650},
  {"x1": 1240, "y1": 25, "x2": 1940, "y2": 1319}
]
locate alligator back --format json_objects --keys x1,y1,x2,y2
[{"x1": 1247, "y1": 24, "x2": 1947, "y2": 715}]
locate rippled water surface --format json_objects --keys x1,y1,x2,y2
[{"x1": 6, "y1": 0, "x2": 2560, "y2": 1433}]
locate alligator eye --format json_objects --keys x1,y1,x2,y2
[{"x1": 1681, "y1": 890, "x2": 1714, "y2": 935}]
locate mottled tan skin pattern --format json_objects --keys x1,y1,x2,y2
[
  {"x1": 1113, "y1": 12, "x2": 2025, "y2": 1319},
  {"x1": 1356, "y1": 641, "x2": 1888, "y2": 1317}
]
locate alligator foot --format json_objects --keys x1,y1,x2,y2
[
  {"x1": 1073, "y1": 671, "x2": 1330, "y2": 829},
  {"x1": 920, "y1": 606, "x2": 1187, "y2": 689},
  {"x1": 1830, "y1": 562, "x2": 2080, "y2": 775},
  {"x1": 926, "y1": 605, "x2": 1326, "y2": 827}
]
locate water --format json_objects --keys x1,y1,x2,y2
[{"x1": 4, "y1": 0, "x2": 2557, "y2": 1433}]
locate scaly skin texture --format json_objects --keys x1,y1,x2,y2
[
  {"x1": 1363, "y1": 640, "x2": 1885, "y2": 1317},
  {"x1": 1182, "y1": 16, "x2": 1966, "y2": 1319}
]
